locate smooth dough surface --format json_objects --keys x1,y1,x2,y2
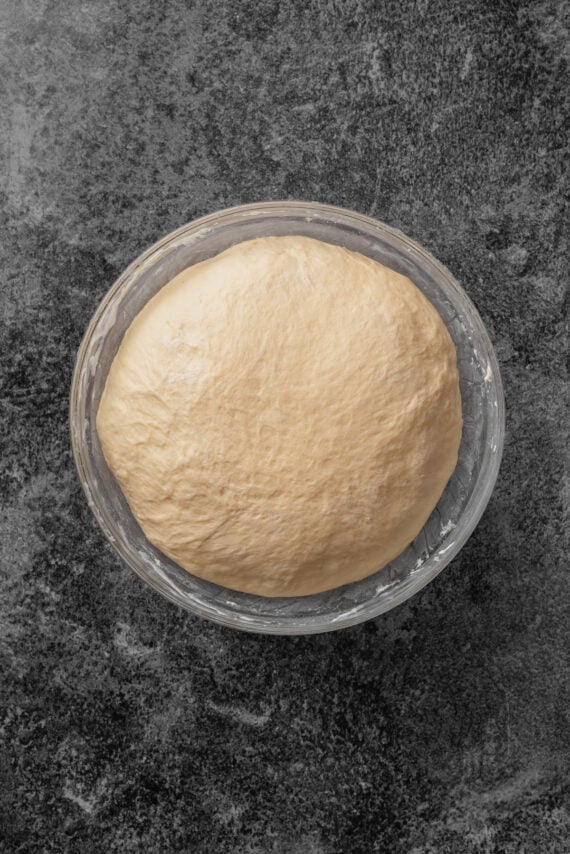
[{"x1": 97, "y1": 236, "x2": 462, "y2": 597}]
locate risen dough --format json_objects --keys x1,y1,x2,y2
[{"x1": 97, "y1": 236, "x2": 462, "y2": 597}]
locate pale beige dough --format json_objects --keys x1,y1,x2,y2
[{"x1": 97, "y1": 236, "x2": 462, "y2": 597}]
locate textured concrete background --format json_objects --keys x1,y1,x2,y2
[{"x1": 1, "y1": 1, "x2": 569, "y2": 852}]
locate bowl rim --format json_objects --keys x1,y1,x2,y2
[{"x1": 70, "y1": 200, "x2": 506, "y2": 634}]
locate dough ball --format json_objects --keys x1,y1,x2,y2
[{"x1": 97, "y1": 236, "x2": 462, "y2": 596}]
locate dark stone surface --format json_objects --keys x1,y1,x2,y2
[{"x1": 1, "y1": 1, "x2": 568, "y2": 851}]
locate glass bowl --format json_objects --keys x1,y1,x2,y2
[{"x1": 70, "y1": 202, "x2": 505, "y2": 634}]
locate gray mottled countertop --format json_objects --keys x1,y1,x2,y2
[{"x1": 1, "y1": 1, "x2": 568, "y2": 852}]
